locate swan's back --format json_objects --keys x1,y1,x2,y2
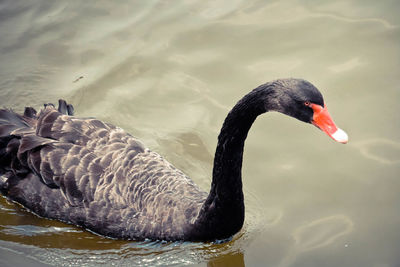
[{"x1": 0, "y1": 101, "x2": 206, "y2": 240}]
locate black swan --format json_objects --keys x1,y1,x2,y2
[{"x1": 0, "y1": 79, "x2": 347, "y2": 241}]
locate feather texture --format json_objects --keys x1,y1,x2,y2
[{"x1": 0, "y1": 101, "x2": 206, "y2": 240}]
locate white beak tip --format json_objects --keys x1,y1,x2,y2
[{"x1": 331, "y1": 128, "x2": 348, "y2": 144}]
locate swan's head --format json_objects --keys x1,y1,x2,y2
[{"x1": 264, "y1": 79, "x2": 348, "y2": 144}]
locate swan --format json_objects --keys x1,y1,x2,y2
[{"x1": 0, "y1": 78, "x2": 348, "y2": 241}]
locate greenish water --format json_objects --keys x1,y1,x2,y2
[{"x1": 0, "y1": 0, "x2": 399, "y2": 266}]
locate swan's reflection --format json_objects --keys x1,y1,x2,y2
[{"x1": 208, "y1": 250, "x2": 245, "y2": 267}]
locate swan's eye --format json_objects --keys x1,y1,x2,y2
[{"x1": 304, "y1": 101, "x2": 311, "y2": 107}]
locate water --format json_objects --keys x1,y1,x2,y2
[{"x1": 0, "y1": 0, "x2": 399, "y2": 266}]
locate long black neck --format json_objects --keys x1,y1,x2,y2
[{"x1": 191, "y1": 86, "x2": 274, "y2": 241}]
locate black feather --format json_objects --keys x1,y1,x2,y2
[{"x1": 23, "y1": 107, "x2": 37, "y2": 118}]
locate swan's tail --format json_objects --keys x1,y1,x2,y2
[
  {"x1": 0, "y1": 107, "x2": 35, "y2": 192},
  {"x1": 0, "y1": 99, "x2": 74, "y2": 193}
]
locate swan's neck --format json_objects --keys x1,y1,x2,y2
[{"x1": 192, "y1": 88, "x2": 269, "y2": 240}]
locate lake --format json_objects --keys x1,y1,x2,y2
[{"x1": 0, "y1": 0, "x2": 399, "y2": 266}]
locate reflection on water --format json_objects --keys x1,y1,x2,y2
[
  {"x1": 1, "y1": 0, "x2": 400, "y2": 266},
  {"x1": 207, "y1": 251, "x2": 245, "y2": 267}
]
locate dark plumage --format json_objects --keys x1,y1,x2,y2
[{"x1": 0, "y1": 79, "x2": 347, "y2": 241}]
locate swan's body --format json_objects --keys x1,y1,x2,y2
[{"x1": 0, "y1": 79, "x2": 347, "y2": 241}]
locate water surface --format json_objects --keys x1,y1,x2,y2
[{"x1": 0, "y1": 0, "x2": 399, "y2": 266}]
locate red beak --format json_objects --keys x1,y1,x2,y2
[{"x1": 309, "y1": 103, "x2": 348, "y2": 144}]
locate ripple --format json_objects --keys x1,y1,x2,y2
[
  {"x1": 1, "y1": 225, "x2": 81, "y2": 237},
  {"x1": 353, "y1": 138, "x2": 400, "y2": 165},
  {"x1": 292, "y1": 214, "x2": 354, "y2": 252},
  {"x1": 0, "y1": 218, "x2": 251, "y2": 267},
  {"x1": 220, "y1": 1, "x2": 398, "y2": 29},
  {"x1": 279, "y1": 214, "x2": 354, "y2": 267},
  {"x1": 243, "y1": 186, "x2": 284, "y2": 237},
  {"x1": 328, "y1": 57, "x2": 363, "y2": 73},
  {"x1": 310, "y1": 12, "x2": 398, "y2": 29}
]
